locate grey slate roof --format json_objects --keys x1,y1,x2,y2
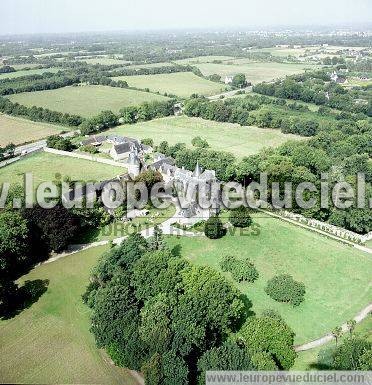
[
  {"x1": 81, "y1": 135, "x2": 107, "y2": 146},
  {"x1": 113, "y1": 142, "x2": 132, "y2": 154},
  {"x1": 150, "y1": 157, "x2": 175, "y2": 170}
]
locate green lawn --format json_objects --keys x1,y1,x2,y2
[
  {"x1": 0, "y1": 151, "x2": 125, "y2": 187},
  {"x1": 0, "y1": 113, "x2": 67, "y2": 146},
  {"x1": 113, "y1": 72, "x2": 227, "y2": 97},
  {"x1": 166, "y1": 214, "x2": 372, "y2": 344},
  {"x1": 192, "y1": 62, "x2": 318, "y2": 84},
  {"x1": 7, "y1": 85, "x2": 169, "y2": 118},
  {"x1": 108, "y1": 116, "x2": 304, "y2": 159},
  {"x1": 0, "y1": 67, "x2": 62, "y2": 80},
  {"x1": 0, "y1": 246, "x2": 140, "y2": 385}
]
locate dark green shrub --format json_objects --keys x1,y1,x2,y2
[
  {"x1": 229, "y1": 207, "x2": 253, "y2": 228},
  {"x1": 220, "y1": 255, "x2": 258, "y2": 283},
  {"x1": 204, "y1": 216, "x2": 225, "y2": 239},
  {"x1": 265, "y1": 274, "x2": 305, "y2": 306}
]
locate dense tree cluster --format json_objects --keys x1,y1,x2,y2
[
  {"x1": 332, "y1": 337, "x2": 372, "y2": 370},
  {"x1": 232, "y1": 73, "x2": 248, "y2": 88},
  {"x1": 46, "y1": 135, "x2": 76, "y2": 151},
  {"x1": 79, "y1": 110, "x2": 119, "y2": 135},
  {"x1": 237, "y1": 315, "x2": 297, "y2": 369},
  {"x1": 84, "y1": 235, "x2": 297, "y2": 384},
  {"x1": 183, "y1": 95, "x2": 324, "y2": 137},
  {"x1": 253, "y1": 70, "x2": 371, "y2": 116},
  {"x1": 317, "y1": 336, "x2": 372, "y2": 370},
  {"x1": 119, "y1": 99, "x2": 175, "y2": 124}
]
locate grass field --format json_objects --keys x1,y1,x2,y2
[
  {"x1": 126, "y1": 62, "x2": 174, "y2": 69},
  {"x1": 0, "y1": 246, "x2": 140, "y2": 385},
  {"x1": 78, "y1": 57, "x2": 131, "y2": 65},
  {"x1": 0, "y1": 67, "x2": 62, "y2": 80},
  {"x1": 174, "y1": 55, "x2": 236, "y2": 64},
  {"x1": 166, "y1": 214, "x2": 372, "y2": 344},
  {"x1": 248, "y1": 47, "x2": 310, "y2": 57},
  {"x1": 0, "y1": 114, "x2": 67, "y2": 146},
  {"x1": 113, "y1": 72, "x2": 227, "y2": 97},
  {"x1": 7, "y1": 85, "x2": 169, "y2": 117},
  {"x1": 108, "y1": 116, "x2": 304, "y2": 159},
  {"x1": 6, "y1": 64, "x2": 42, "y2": 70},
  {"x1": 0, "y1": 151, "x2": 125, "y2": 186},
  {"x1": 192, "y1": 62, "x2": 317, "y2": 84}
]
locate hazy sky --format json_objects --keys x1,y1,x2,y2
[{"x1": 1, "y1": 0, "x2": 372, "y2": 35}]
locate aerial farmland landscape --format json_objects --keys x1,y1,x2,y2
[{"x1": 0, "y1": 1, "x2": 371, "y2": 385}]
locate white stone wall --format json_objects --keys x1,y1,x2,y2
[{"x1": 272, "y1": 208, "x2": 372, "y2": 245}]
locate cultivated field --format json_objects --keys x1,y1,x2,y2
[
  {"x1": 0, "y1": 114, "x2": 67, "y2": 146},
  {"x1": 125, "y1": 62, "x2": 174, "y2": 69},
  {"x1": 0, "y1": 67, "x2": 62, "y2": 80},
  {"x1": 174, "y1": 55, "x2": 236, "y2": 64},
  {"x1": 109, "y1": 116, "x2": 304, "y2": 158},
  {"x1": 248, "y1": 47, "x2": 310, "y2": 57},
  {"x1": 0, "y1": 246, "x2": 140, "y2": 385},
  {"x1": 167, "y1": 214, "x2": 372, "y2": 344},
  {"x1": 6, "y1": 64, "x2": 42, "y2": 70},
  {"x1": 113, "y1": 72, "x2": 227, "y2": 97},
  {"x1": 7, "y1": 85, "x2": 169, "y2": 117},
  {"x1": 192, "y1": 61, "x2": 317, "y2": 84},
  {"x1": 0, "y1": 151, "x2": 125, "y2": 186},
  {"x1": 77, "y1": 57, "x2": 131, "y2": 65}
]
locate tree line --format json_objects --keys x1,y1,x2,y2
[{"x1": 0, "y1": 97, "x2": 83, "y2": 126}]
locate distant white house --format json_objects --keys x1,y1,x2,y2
[
  {"x1": 224, "y1": 75, "x2": 234, "y2": 85},
  {"x1": 173, "y1": 102, "x2": 183, "y2": 116},
  {"x1": 330, "y1": 71, "x2": 347, "y2": 84}
]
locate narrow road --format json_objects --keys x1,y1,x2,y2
[{"x1": 295, "y1": 303, "x2": 372, "y2": 352}]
